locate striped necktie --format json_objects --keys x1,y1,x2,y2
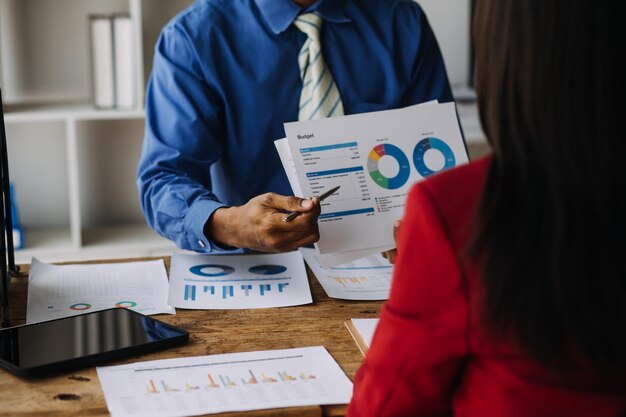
[{"x1": 294, "y1": 13, "x2": 344, "y2": 120}]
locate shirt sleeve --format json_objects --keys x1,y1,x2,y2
[
  {"x1": 401, "y1": 3, "x2": 454, "y2": 105},
  {"x1": 347, "y1": 182, "x2": 468, "y2": 417},
  {"x1": 137, "y1": 24, "x2": 237, "y2": 253}
]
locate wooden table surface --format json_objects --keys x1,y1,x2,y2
[{"x1": 0, "y1": 257, "x2": 383, "y2": 417}]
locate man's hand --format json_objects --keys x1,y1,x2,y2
[
  {"x1": 381, "y1": 220, "x2": 401, "y2": 264},
  {"x1": 207, "y1": 193, "x2": 321, "y2": 252}
]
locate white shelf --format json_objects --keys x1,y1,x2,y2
[
  {"x1": 3, "y1": 103, "x2": 144, "y2": 122},
  {"x1": 14, "y1": 227, "x2": 76, "y2": 264},
  {"x1": 15, "y1": 224, "x2": 177, "y2": 264}
]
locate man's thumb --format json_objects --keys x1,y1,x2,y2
[{"x1": 266, "y1": 194, "x2": 314, "y2": 212}]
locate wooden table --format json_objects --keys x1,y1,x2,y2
[{"x1": 0, "y1": 257, "x2": 383, "y2": 417}]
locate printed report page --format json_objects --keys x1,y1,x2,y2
[{"x1": 284, "y1": 102, "x2": 468, "y2": 257}]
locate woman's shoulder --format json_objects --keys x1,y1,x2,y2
[
  {"x1": 405, "y1": 155, "x2": 492, "y2": 246},
  {"x1": 410, "y1": 155, "x2": 491, "y2": 209}
]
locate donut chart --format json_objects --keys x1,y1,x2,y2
[
  {"x1": 115, "y1": 301, "x2": 138, "y2": 308},
  {"x1": 412, "y1": 137, "x2": 456, "y2": 177},
  {"x1": 367, "y1": 144, "x2": 411, "y2": 190},
  {"x1": 69, "y1": 302, "x2": 92, "y2": 311},
  {"x1": 190, "y1": 264, "x2": 235, "y2": 277},
  {"x1": 248, "y1": 265, "x2": 288, "y2": 275}
]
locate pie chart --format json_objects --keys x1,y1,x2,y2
[
  {"x1": 367, "y1": 144, "x2": 411, "y2": 190},
  {"x1": 190, "y1": 264, "x2": 235, "y2": 277},
  {"x1": 412, "y1": 137, "x2": 456, "y2": 177},
  {"x1": 248, "y1": 265, "x2": 288, "y2": 275},
  {"x1": 69, "y1": 303, "x2": 91, "y2": 311},
  {"x1": 115, "y1": 301, "x2": 137, "y2": 308}
]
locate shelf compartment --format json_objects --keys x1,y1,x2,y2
[
  {"x1": 14, "y1": 227, "x2": 75, "y2": 264},
  {"x1": 0, "y1": 0, "x2": 131, "y2": 106},
  {"x1": 81, "y1": 223, "x2": 175, "y2": 257},
  {"x1": 5, "y1": 120, "x2": 72, "y2": 234},
  {"x1": 75, "y1": 118, "x2": 146, "y2": 230}
]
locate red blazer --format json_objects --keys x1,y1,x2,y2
[{"x1": 347, "y1": 156, "x2": 626, "y2": 417}]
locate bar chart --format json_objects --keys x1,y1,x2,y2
[
  {"x1": 98, "y1": 347, "x2": 353, "y2": 416},
  {"x1": 169, "y1": 252, "x2": 312, "y2": 309}
]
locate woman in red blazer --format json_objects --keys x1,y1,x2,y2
[{"x1": 347, "y1": 0, "x2": 626, "y2": 416}]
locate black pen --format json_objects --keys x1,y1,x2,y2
[{"x1": 282, "y1": 185, "x2": 341, "y2": 222}]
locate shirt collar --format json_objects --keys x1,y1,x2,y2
[{"x1": 254, "y1": 0, "x2": 351, "y2": 35}]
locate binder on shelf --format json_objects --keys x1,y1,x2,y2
[
  {"x1": 89, "y1": 13, "x2": 137, "y2": 110},
  {"x1": 113, "y1": 14, "x2": 136, "y2": 109},
  {"x1": 90, "y1": 15, "x2": 115, "y2": 109}
]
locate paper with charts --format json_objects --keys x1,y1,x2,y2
[
  {"x1": 97, "y1": 346, "x2": 353, "y2": 417},
  {"x1": 283, "y1": 101, "x2": 468, "y2": 267},
  {"x1": 300, "y1": 248, "x2": 392, "y2": 300},
  {"x1": 26, "y1": 258, "x2": 175, "y2": 324},
  {"x1": 168, "y1": 251, "x2": 312, "y2": 309}
]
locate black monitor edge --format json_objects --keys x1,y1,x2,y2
[{"x1": 0, "y1": 87, "x2": 17, "y2": 328}]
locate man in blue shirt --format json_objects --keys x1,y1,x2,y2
[{"x1": 137, "y1": 0, "x2": 452, "y2": 254}]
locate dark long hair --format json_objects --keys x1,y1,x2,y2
[{"x1": 472, "y1": 0, "x2": 626, "y2": 371}]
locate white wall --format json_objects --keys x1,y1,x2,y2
[{"x1": 416, "y1": 0, "x2": 471, "y2": 88}]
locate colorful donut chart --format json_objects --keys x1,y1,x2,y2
[
  {"x1": 115, "y1": 301, "x2": 138, "y2": 308},
  {"x1": 190, "y1": 264, "x2": 235, "y2": 277},
  {"x1": 412, "y1": 137, "x2": 456, "y2": 177},
  {"x1": 367, "y1": 144, "x2": 411, "y2": 190},
  {"x1": 69, "y1": 303, "x2": 92, "y2": 311}
]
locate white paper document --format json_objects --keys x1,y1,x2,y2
[
  {"x1": 300, "y1": 248, "x2": 392, "y2": 300},
  {"x1": 351, "y1": 318, "x2": 379, "y2": 348},
  {"x1": 282, "y1": 102, "x2": 468, "y2": 267},
  {"x1": 274, "y1": 137, "x2": 304, "y2": 197},
  {"x1": 168, "y1": 251, "x2": 311, "y2": 309},
  {"x1": 97, "y1": 346, "x2": 353, "y2": 417},
  {"x1": 26, "y1": 258, "x2": 175, "y2": 324}
]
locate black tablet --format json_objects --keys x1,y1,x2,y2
[{"x1": 0, "y1": 307, "x2": 188, "y2": 377}]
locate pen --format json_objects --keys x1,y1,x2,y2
[{"x1": 282, "y1": 185, "x2": 341, "y2": 222}]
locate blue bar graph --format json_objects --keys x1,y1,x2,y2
[
  {"x1": 299, "y1": 141, "x2": 357, "y2": 153},
  {"x1": 184, "y1": 285, "x2": 196, "y2": 301},
  {"x1": 260, "y1": 284, "x2": 271, "y2": 296},
  {"x1": 241, "y1": 284, "x2": 252, "y2": 296},
  {"x1": 183, "y1": 281, "x2": 292, "y2": 302},
  {"x1": 306, "y1": 166, "x2": 363, "y2": 178},
  {"x1": 319, "y1": 207, "x2": 375, "y2": 219},
  {"x1": 222, "y1": 285, "x2": 234, "y2": 299}
]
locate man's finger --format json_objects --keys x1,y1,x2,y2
[{"x1": 393, "y1": 220, "x2": 401, "y2": 243}]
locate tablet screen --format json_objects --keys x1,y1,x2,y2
[{"x1": 0, "y1": 308, "x2": 188, "y2": 375}]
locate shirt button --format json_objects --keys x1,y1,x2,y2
[{"x1": 198, "y1": 240, "x2": 206, "y2": 248}]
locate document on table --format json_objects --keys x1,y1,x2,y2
[
  {"x1": 345, "y1": 318, "x2": 379, "y2": 356},
  {"x1": 282, "y1": 101, "x2": 468, "y2": 268},
  {"x1": 26, "y1": 258, "x2": 175, "y2": 324},
  {"x1": 168, "y1": 251, "x2": 312, "y2": 309},
  {"x1": 300, "y1": 248, "x2": 392, "y2": 300},
  {"x1": 97, "y1": 346, "x2": 353, "y2": 417}
]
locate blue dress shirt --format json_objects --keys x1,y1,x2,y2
[{"x1": 137, "y1": 0, "x2": 453, "y2": 253}]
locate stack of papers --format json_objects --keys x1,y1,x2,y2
[
  {"x1": 300, "y1": 248, "x2": 392, "y2": 300},
  {"x1": 276, "y1": 101, "x2": 468, "y2": 268}
]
